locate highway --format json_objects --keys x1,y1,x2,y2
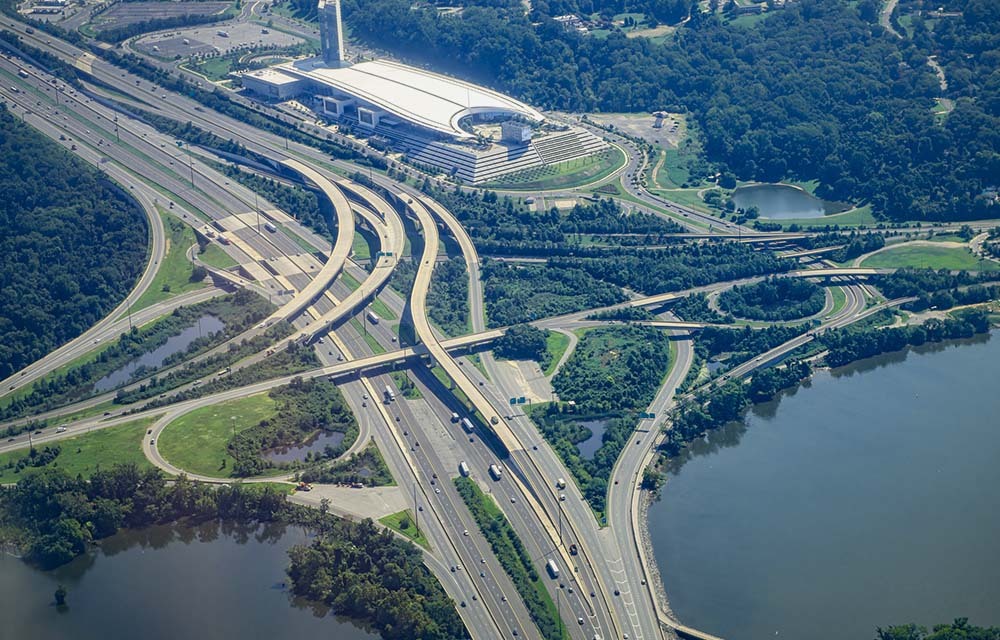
[{"x1": 0, "y1": 15, "x2": 961, "y2": 640}]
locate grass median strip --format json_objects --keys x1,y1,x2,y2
[
  {"x1": 379, "y1": 509, "x2": 429, "y2": 550},
  {"x1": 455, "y1": 477, "x2": 568, "y2": 640}
]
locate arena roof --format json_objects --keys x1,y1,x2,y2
[{"x1": 285, "y1": 59, "x2": 544, "y2": 139}]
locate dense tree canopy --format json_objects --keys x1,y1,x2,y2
[
  {"x1": 0, "y1": 111, "x2": 148, "y2": 379},
  {"x1": 326, "y1": 0, "x2": 1000, "y2": 221}
]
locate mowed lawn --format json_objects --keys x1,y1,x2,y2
[
  {"x1": 0, "y1": 417, "x2": 157, "y2": 481},
  {"x1": 158, "y1": 394, "x2": 276, "y2": 478},
  {"x1": 862, "y1": 244, "x2": 1000, "y2": 271}
]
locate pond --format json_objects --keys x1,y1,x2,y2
[
  {"x1": 93, "y1": 315, "x2": 225, "y2": 392},
  {"x1": 264, "y1": 430, "x2": 347, "y2": 463},
  {"x1": 648, "y1": 333, "x2": 1000, "y2": 639},
  {"x1": 576, "y1": 418, "x2": 609, "y2": 460},
  {"x1": 0, "y1": 521, "x2": 378, "y2": 640},
  {"x1": 731, "y1": 183, "x2": 829, "y2": 219}
]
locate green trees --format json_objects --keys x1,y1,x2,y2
[
  {"x1": 342, "y1": 0, "x2": 998, "y2": 221},
  {"x1": 718, "y1": 277, "x2": 826, "y2": 321},
  {"x1": 493, "y1": 324, "x2": 550, "y2": 365},
  {"x1": 0, "y1": 112, "x2": 147, "y2": 379},
  {"x1": 876, "y1": 618, "x2": 1000, "y2": 640},
  {"x1": 532, "y1": 325, "x2": 673, "y2": 513},
  {"x1": 227, "y1": 377, "x2": 358, "y2": 476}
]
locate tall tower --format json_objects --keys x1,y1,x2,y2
[{"x1": 319, "y1": 0, "x2": 346, "y2": 68}]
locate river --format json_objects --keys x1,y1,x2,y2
[
  {"x1": 0, "y1": 521, "x2": 378, "y2": 640},
  {"x1": 649, "y1": 332, "x2": 1000, "y2": 639}
]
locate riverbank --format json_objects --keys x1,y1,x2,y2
[{"x1": 644, "y1": 329, "x2": 1000, "y2": 638}]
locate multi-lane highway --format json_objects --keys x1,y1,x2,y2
[{"x1": 0, "y1": 14, "x2": 961, "y2": 640}]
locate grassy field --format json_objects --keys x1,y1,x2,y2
[
  {"x1": 352, "y1": 230, "x2": 372, "y2": 260},
  {"x1": 379, "y1": 509, "x2": 430, "y2": 549},
  {"x1": 828, "y1": 286, "x2": 848, "y2": 318},
  {"x1": 199, "y1": 243, "x2": 238, "y2": 269},
  {"x1": 187, "y1": 56, "x2": 236, "y2": 82},
  {"x1": 0, "y1": 417, "x2": 157, "y2": 481},
  {"x1": 776, "y1": 205, "x2": 878, "y2": 228},
  {"x1": 131, "y1": 209, "x2": 205, "y2": 313},
  {"x1": 484, "y1": 146, "x2": 626, "y2": 191},
  {"x1": 543, "y1": 331, "x2": 571, "y2": 377},
  {"x1": 158, "y1": 394, "x2": 277, "y2": 478},
  {"x1": 862, "y1": 244, "x2": 1000, "y2": 271}
]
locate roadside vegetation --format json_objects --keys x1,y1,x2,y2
[
  {"x1": 421, "y1": 186, "x2": 682, "y2": 256},
  {"x1": 548, "y1": 242, "x2": 790, "y2": 296},
  {"x1": 116, "y1": 324, "x2": 307, "y2": 408},
  {"x1": 483, "y1": 260, "x2": 626, "y2": 326},
  {"x1": 493, "y1": 324, "x2": 555, "y2": 371},
  {"x1": 1, "y1": 290, "x2": 275, "y2": 425},
  {"x1": 379, "y1": 509, "x2": 429, "y2": 549},
  {"x1": 300, "y1": 443, "x2": 394, "y2": 486},
  {"x1": 530, "y1": 325, "x2": 672, "y2": 516},
  {"x1": 454, "y1": 477, "x2": 566, "y2": 640},
  {"x1": 0, "y1": 465, "x2": 465, "y2": 638},
  {"x1": 874, "y1": 269, "x2": 1000, "y2": 312},
  {"x1": 0, "y1": 111, "x2": 147, "y2": 381},
  {"x1": 132, "y1": 210, "x2": 206, "y2": 312},
  {"x1": 429, "y1": 257, "x2": 469, "y2": 337},
  {"x1": 0, "y1": 417, "x2": 156, "y2": 481},
  {"x1": 718, "y1": 277, "x2": 826, "y2": 321},
  {"x1": 670, "y1": 292, "x2": 733, "y2": 323}
]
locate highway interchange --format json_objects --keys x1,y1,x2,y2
[{"x1": 2, "y1": 13, "x2": 996, "y2": 640}]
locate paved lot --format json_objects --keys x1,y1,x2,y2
[{"x1": 289, "y1": 484, "x2": 407, "y2": 520}]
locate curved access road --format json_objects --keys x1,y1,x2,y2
[{"x1": 271, "y1": 159, "x2": 354, "y2": 323}]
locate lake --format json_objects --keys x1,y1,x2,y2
[
  {"x1": 649, "y1": 333, "x2": 1000, "y2": 639},
  {"x1": 264, "y1": 430, "x2": 347, "y2": 462},
  {"x1": 94, "y1": 315, "x2": 225, "y2": 392},
  {"x1": 0, "y1": 521, "x2": 379, "y2": 640},
  {"x1": 731, "y1": 183, "x2": 826, "y2": 219}
]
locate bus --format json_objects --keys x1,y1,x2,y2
[
  {"x1": 367, "y1": 311, "x2": 380, "y2": 325},
  {"x1": 546, "y1": 559, "x2": 560, "y2": 579}
]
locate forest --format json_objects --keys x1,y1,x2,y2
[
  {"x1": 0, "y1": 111, "x2": 148, "y2": 380},
  {"x1": 301, "y1": 0, "x2": 1000, "y2": 222}
]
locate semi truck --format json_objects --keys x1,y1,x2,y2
[
  {"x1": 546, "y1": 559, "x2": 560, "y2": 579},
  {"x1": 459, "y1": 461, "x2": 470, "y2": 477},
  {"x1": 461, "y1": 418, "x2": 475, "y2": 433},
  {"x1": 383, "y1": 385, "x2": 395, "y2": 403},
  {"x1": 488, "y1": 464, "x2": 502, "y2": 480}
]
